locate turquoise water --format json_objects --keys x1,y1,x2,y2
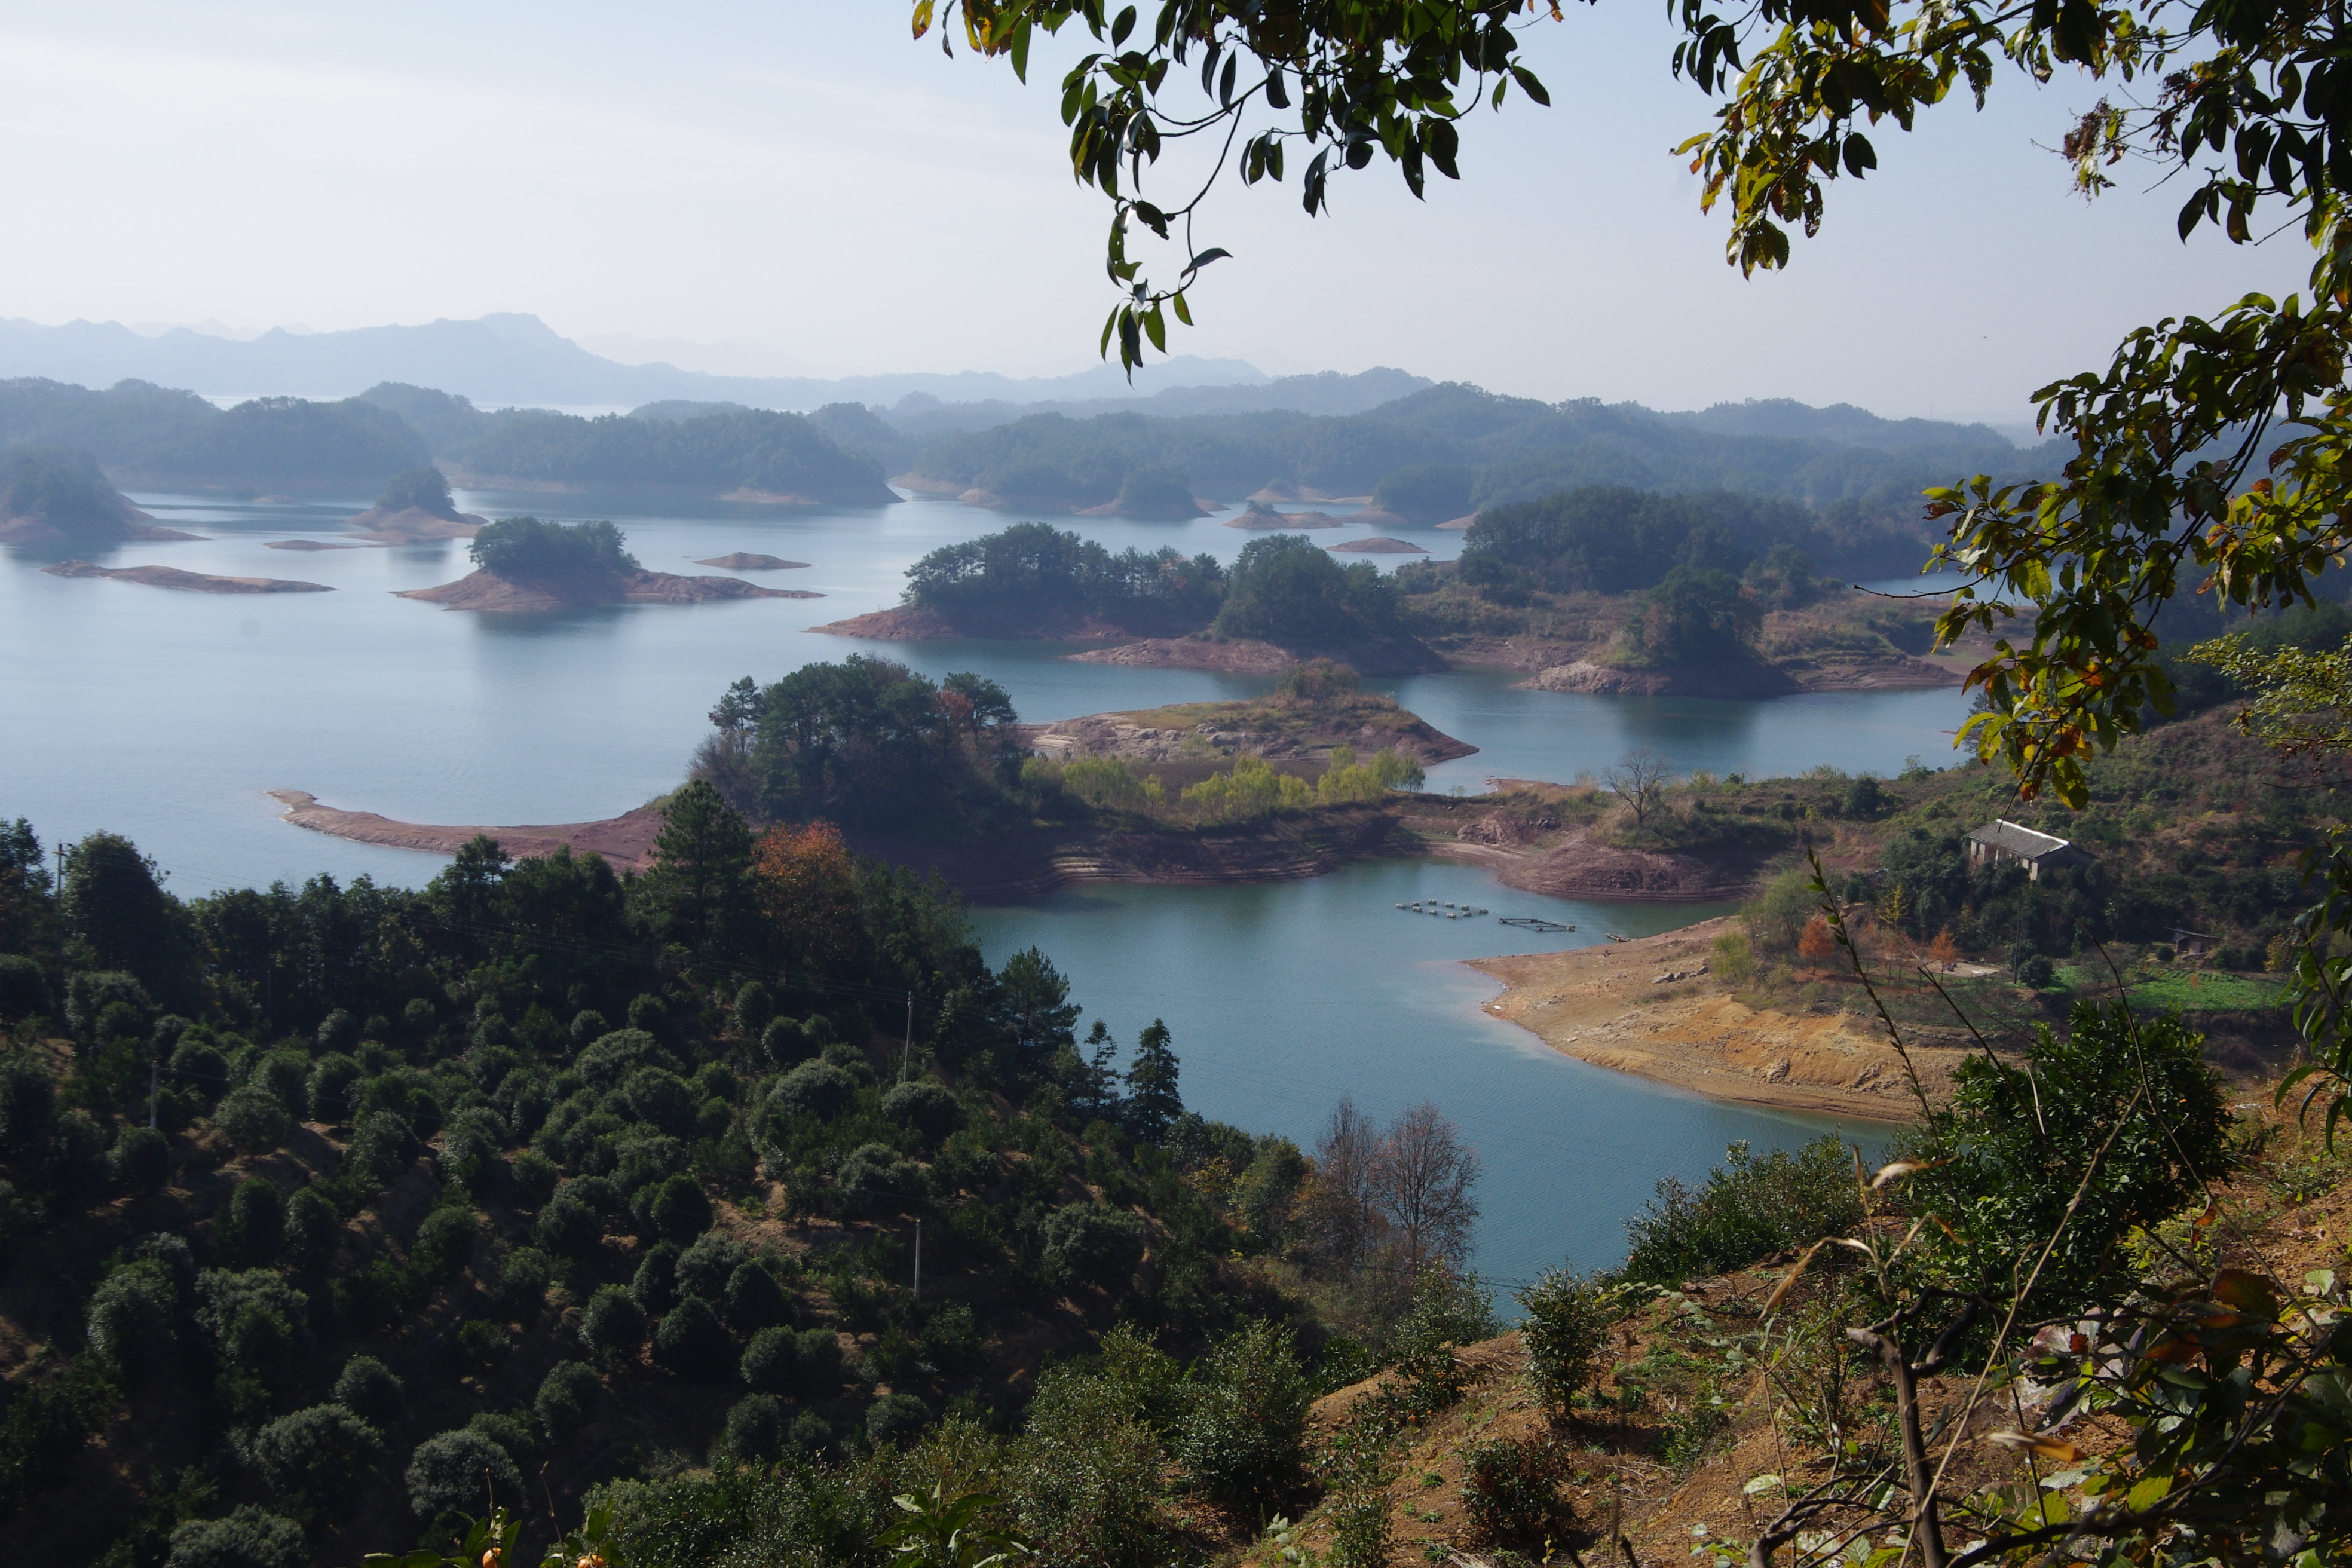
[{"x1": 1, "y1": 486, "x2": 1931, "y2": 1283}]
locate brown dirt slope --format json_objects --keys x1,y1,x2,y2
[
  {"x1": 1024, "y1": 693, "x2": 1476, "y2": 767},
  {"x1": 1469, "y1": 917, "x2": 1975, "y2": 1119},
  {"x1": 269, "y1": 789, "x2": 670, "y2": 869}
]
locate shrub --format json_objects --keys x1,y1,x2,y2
[
  {"x1": 837, "y1": 1142, "x2": 923, "y2": 1215},
  {"x1": 626, "y1": 993, "x2": 670, "y2": 1037},
  {"x1": 1039, "y1": 1202, "x2": 1146, "y2": 1288},
  {"x1": 581, "y1": 1285, "x2": 647, "y2": 1364},
  {"x1": 647, "y1": 1173, "x2": 712, "y2": 1242},
  {"x1": 722, "y1": 1394, "x2": 786, "y2": 1462},
  {"x1": 624, "y1": 1067, "x2": 697, "y2": 1139},
  {"x1": 880, "y1": 1080, "x2": 961, "y2": 1144},
  {"x1": 250, "y1": 1051, "x2": 310, "y2": 1114},
  {"x1": 2017, "y1": 953, "x2": 2057, "y2": 988},
  {"x1": 651, "y1": 1296, "x2": 733, "y2": 1380},
  {"x1": 509, "y1": 1149, "x2": 559, "y2": 1209},
  {"x1": 1710, "y1": 929, "x2": 1753, "y2": 983},
  {"x1": 767, "y1": 1060, "x2": 855, "y2": 1122},
  {"x1": 164, "y1": 1508, "x2": 305, "y2": 1568},
  {"x1": 722, "y1": 1260, "x2": 791, "y2": 1332},
  {"x1": 281, "y1": 1186, "x2": 340, "y2": 1266},
  {"x1": 739, "y1": 1325, "x2": 797, "y2": 1393},
  {"x1": 305, "y1": 1053, "x2": 362, "y2": 1122},
  {"x1": 631, "y1": 1241, "x2": 683, "y2": 1315},
  {"x1": 788, "y1": 1408, "x2": 832, "y2": 1457},
  {"x1": 405, "y1": 1428, "x2": 523, "y2": 1521},
  {"x1": 1517, "y1": 1268, "x2": 1614, "y2": 1417},
  {"x1": 212, "y1": 1178, "x2": 285, "y2": 1269},
  {"x1": 733, "y1": 981, "x2": 776, "y2": 1036},
  {"x1": 1177, "y1": 1318, "x2": 1312, "y2": 1512},
  {"x1": 411, "y1": 1207, "x2": 477, "y2": 1279},
  {"x1": 316, "y1": 1009, "x2": 359, "y2": 1052},
  {"x1": 252, "y1": 1403, "x2": 384, "y2": 1494},
  {"x1": 212, "y1": 1086, "x2": 290, "y2": 1155},
  {"x1": 0, "y1": 1053, "x2": 56, "y2": 1151},
  {"x1": 467, "y1": 1409, "x2": 543, "y2": 1465},
  {"x1": 575, "y1": 1028, "x2": 675, "y2": 1089},
  {"x1": 1623, "y1": 1134, "x2": 1863, "y2": 1285},
  {"x1": 1460, "y1": 1436, "x2": 1569, "y2": 1553},
  {"x1": 87, "y1": 1263, "x2": 177, "y2": 1380},
  {"x1": 535, "y1": 1360, "x2": 603, "y2": 1432},
  {"x1": 675, "y1": 1230, "x2": 749, "y2": 1300},
  {"x1": 760, "y1": 1017, "x2": 815, "y2": 1067},
  {"x1": 457, "y1": 1319, "x2": 513, "y2": 1367},
  {"x1": 1901, "y1": 1001, "x2": 2233, "y2": 1317},
  {"x1": 333, "y1": 1355, "x2": 405, "y2": 1428},
  {"x1": 110, "y1": 1125, "x2": 171, "y2": 1191},
  {"x1": 865, "y1": 1391, "x2": 929, "y2": 1448},
  {"x1": 498, "y1": 1247, "x2": 553, "y2": 1319},
  {"x1": 533, "y1": 1191, "x2": 601, "y2": 1257},
  {"x1": 0, "y1": 955, "x2": 53, "y2": 1023},
  {"x1": 793, "y1": 1327, "x2": 843, "y2": 1392},
  {"x1": 1007, "y1": 1364, "x2": 1168, "y2": 1568}
]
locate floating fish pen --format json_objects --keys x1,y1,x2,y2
[
  {"x1": 1499, "y1": 917, "x2": 1575, "y2": 934},
  {"x1": 1398, "y1": 900, "x2": 1492, "y2": 919}
]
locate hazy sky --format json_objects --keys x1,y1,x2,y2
[{"x1": 0, "y1": 1, "x2": 2308, "y2": 419}]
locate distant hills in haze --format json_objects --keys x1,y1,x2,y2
[{"x1": 0, "y1": 311, "x2": 1430, "y2": 419}]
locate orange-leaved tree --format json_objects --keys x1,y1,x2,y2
[
  {"x1": 1796, "y1": 913, "x2": 1836, "y2": 967},
  {"x1": 752, "y1": 820, "x2": 862, "y2": 975}
]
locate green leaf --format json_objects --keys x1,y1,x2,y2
[
  {"x1": 2125, "y1": 1474, "x2": 2173, "y2": 1513},
  {"x1": 1509, "y1": 65, "x2": 1551, "y2": 108}
]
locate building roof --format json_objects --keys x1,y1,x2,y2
[{"x1": 1969, "y1": 819, "x2": 2094, "y2": 863}]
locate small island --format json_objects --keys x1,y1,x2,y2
[
  {"x1": 398, "y1": 516, "x2": 825, "y2": 612},
  {"x1": 0, "y1": 446, "x2": 206, "y2": 545},
  {"x1": 341, "y1": 466, "x2": 488, "y2": 543},
  {"x1": 814, "y1": 522, "x2": 1445, "y2": 675},
  {"x1": 1327, "y1": 536, "x2": 1428, "y2": 553},
  {"x1": 42, "y1": 561, "x2": 332, "y2": 594},
  {"x1": 696, "y1": 553, "x2": 811, "y2": 570},
  {"x1": 1224, "y1": 501, "x2": 1344, "y2": 529}
]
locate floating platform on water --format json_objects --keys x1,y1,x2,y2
[
  {"x1": 1397, "y1": 900, "x2": 1490, "y2": 918},
  {"x1": 1498, "y1": 917, "x2": 1575, "y2": 934}
]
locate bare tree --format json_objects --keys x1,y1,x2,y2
[
  {"x1": 1600, "y1": 746, "x2": 1674, "y2": 828},
  {"x1": 1301, "y1": 1096, "x2": 1387, "y2": 1278},
  {"x1": 1371, "y1": 1101, "x2": 1481, "y2": 1276}
]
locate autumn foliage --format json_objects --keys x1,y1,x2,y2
[
  {"x1": 751, "y1": 820, "x2": 860, "y2": 971},
  {"x1": 1796, "y1": 913, "x2": 1837, "y2": 967}
]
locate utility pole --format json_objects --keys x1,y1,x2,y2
[
  {"x1": 148, "y1": 1058, "x2": 158, "y2": 1129},
  {"x1": 899, "y1": 991, "x2": 913, "y2": 1083},
  {"x1": 912, "y1": 1220, "x2": 921, "y2": 1303}
]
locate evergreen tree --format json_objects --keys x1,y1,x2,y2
[
  {"x1": 996, "y1": 948, "x2": 1079, "y2": 1092},
  {"x1": 1125, "y1": 1019, "x2": 1181, "y2": 1143},
  {"x1": 636, "y1": 780, "x2": 754, "y2": 955},
  {"x1": 1071, "y1": 1019, "x2": 1123, "y2": 1125}
]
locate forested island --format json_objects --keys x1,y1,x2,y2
[
  {"x1": 338, "y1": 468, "x2": 485, "y2": 544},
  {"x1": 814, "y1": 522, "x2": 1443, "y2": 675},
  {"x1": 399, "y1": 517, "x2": 823, "y2": 613}
]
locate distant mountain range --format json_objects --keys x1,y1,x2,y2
[{"x1": 0, "y1": 312, "x2": 1430, "y2": 419}]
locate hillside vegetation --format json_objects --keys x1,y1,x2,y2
[{"x1": 0, "y1": 379, "x2": 428, "y2": 492}]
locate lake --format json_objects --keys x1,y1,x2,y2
[{"x1": 2, "y1": 485, "x2": 1943, "y2": 1288}]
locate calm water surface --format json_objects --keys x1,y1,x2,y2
[{"x1": 2, "y1": 487, "x2": 1928, "y2": 1281}]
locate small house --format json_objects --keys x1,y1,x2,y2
[
  {"x1": 2171, "y1": 928, "x2": 2216, "y2": 957},
  {"x1": 1966, "y1": 819, "x2": 2097, "y2": 882}
]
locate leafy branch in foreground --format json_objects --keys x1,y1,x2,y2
[{"x1": 912, "y1": 0, "x2": 1556, "y2": 372}]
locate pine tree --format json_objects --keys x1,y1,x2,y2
[
  {"x1": 1073, "y1": 1019, "x2": 1123, "y2": 1125},
  {"x1": 1125, "y1": 1019, "x2": 1182, "y2": 1143}
]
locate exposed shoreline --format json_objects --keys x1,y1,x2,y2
[{"x1": 1467, "y1": 918, "x2": 1969, "y2": 1120}]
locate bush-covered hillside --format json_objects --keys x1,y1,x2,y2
[{"x1": 0, "y1": 788, "x2": 1419, "y2": 1566}]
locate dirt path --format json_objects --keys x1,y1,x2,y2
[{"x1": 1468, "y1": 917, "x2": 1976, "y2": 1120}]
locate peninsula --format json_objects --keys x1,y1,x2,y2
[{"x1": 0, "y1": 445, "x2": 205, "y2": 545}]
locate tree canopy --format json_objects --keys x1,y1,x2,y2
[
  {"x1": 467, "y1": 517, "x2": 637, "y2": 580},
  {"x1": 903, "y1": 521, "x2": 1224, "y2": 634},
  {"x1": 0, "y1": 445, "x2": 125, "y2": 534},
  {"x1": 375, "y1": 466, "x2": 456, "y2": 517}
]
